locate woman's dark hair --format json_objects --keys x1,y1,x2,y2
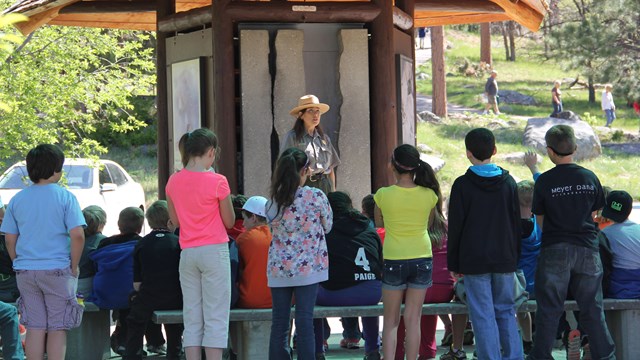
[
  {"x1": 327, "y1": 191, "x2": 361, "y2": 220},
  {"x1": 269, "y1": 147, "x2": 308, "y2": 216},
  {"x1": 293, "y1": 116, "x2": 325, "y2": 141},
  {"x1": 391, "y1": 144, "x2": 446, "y2": 247},
  {"x1": 26, "y1": 144, "x2": 64, "y2": 183},
  {"x1": 179, "y1": 128, "x2": 218, "y2": 166}
]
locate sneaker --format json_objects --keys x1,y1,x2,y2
[
  {"x1": 115, "y1": 345, "x2": 126, "y2": 356},
  {"x1": 440, "y1": 345, "x2": 467, "y2": 360},
  {"x1": 147, "y1": 344, "x2": 167, "y2": 355},
  {"x1": 463, "y1": 329, "x2": 474, "y2": 346},
  {"x1": 472, "y1": 350, "x2": 478, "y2": 360},
  {"x1": 523, "y1": 340, "x2": 533, "y2": 355},
  {"x1": 364, "y1": 351, "x2": 382, "y2": 360},
  {"x1": 440, "y1": 327, "x2": 453, "y2": 346},
  {"x1": 567, "y1": 329, "x2": 581, "y2": 360},
  {"x1": 582, "y1": 344, "x2": 592, "y2": 360},
  {"x1": 340, "y1": 338, "x2": 360, "y2": 349},
  {"x1": 482, "y1": 110, "x2": 489, "y2": 115}
]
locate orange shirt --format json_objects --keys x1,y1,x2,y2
[{"x1": 236, "y1": 225, "x2": 272, "y2": 309}]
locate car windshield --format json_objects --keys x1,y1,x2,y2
[{"x1": 0, "y1": 165, "x2": 93, "y2": 189}]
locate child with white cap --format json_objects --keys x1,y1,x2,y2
[{"x1": 236, "y1": 196, "x2": 272, "y2": 309}]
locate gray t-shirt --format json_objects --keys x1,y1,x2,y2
[
  {"x1": 280, "y1": 129, "x2": 341, "y2": 175},
  {"x1": 602, "y1": 220, "x2": 640, "y2": 269}
]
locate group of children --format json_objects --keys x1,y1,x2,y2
[{"x1": 0, "y1": 120, "x2": 637, "y2": 360}]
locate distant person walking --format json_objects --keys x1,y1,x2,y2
[
  {"x1": 483, "y1": 70, "x2": 500, "y2": 115},
  {"x1": 551, "y1": 80, "x2": 563, "y2": 118},
  {"x1": 417, "y1": 27, "x2": 427, "y2": 49},
  {"x1": 601, "y1": 84, "x2": 616, "y2": 127}
]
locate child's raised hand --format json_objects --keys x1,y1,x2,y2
[{"x1": 523, "y1": 150, "x2": 537, "y2": 168}]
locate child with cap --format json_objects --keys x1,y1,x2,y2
[
  {"x1": 236, "y1": 196, "x2": 272, "y2": 309},
  {"x1": 600, "y1": 190, "x2": 640, "y2": 299}
]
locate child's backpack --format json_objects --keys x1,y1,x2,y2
[{"x1": 88, "y1": 240, "x2": 137, "y2": 309}]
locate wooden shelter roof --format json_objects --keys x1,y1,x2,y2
[{"x1": 5, "y1": 0, "x2": 548, "y2": 35}]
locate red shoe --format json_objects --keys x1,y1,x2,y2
[
  {"x1": 19, "y1": 324, "x2": 26, "y2": 348},
  {"x1": 567, "y1": 329, "x2": 581, "y2": 360},
  {"x1": 339, "y1": 338, "x2": 360, "y2": 349}
]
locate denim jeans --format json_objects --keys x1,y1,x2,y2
[
  {"x1": 314, "y1": 281, "x2": 381, "y2": 353},
  {"x1": 605, "y1": 109, "x2": 616, "y2": 126},
  {"x1": 464, "y1": 273, "x2": 522, "y2": 360},
  {"x1": 0, "y1": 301, "x2": 24, "y2": 360},
  {"x1": 528, "y1": 243, "x2": 616, "y2": 360},
  {"x1": 551, "y1": 101, "x2": 563, "y2": 117},
  {"x1": 269, "y1": 283, "x2": 318, "y2": 360}
]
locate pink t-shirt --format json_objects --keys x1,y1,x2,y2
[{"x1": 165, "y1": 169, "x2": 231, "y2": 249}]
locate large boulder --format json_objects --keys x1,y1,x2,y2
[
  {"x1": 523, "y1": 118, "x2": 602, "y2": 161},
  {"x1": 498, "y1": 90, "x2": 537, "y2": 105},
  {"x1": 554, "y1": 111, "x2": 581, "y2": 122},
  {"x1": 420, "y1": 153, "x2": 445, "y2": 173}
]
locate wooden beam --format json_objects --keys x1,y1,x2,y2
[
  {"x1": 14, "y1": 5, "x2": 63, "y2": 35},
  {"x1": 392, "y1": 7, "x2": 413, "y2": 31},
  {"x1": 225, "y1": 2, "x2": 380, "y2": 23},
  {"x1": 370, "y1": 0, "x2": 396, "y2": 191},
  {"x1": 431, "y1": 26, "x2": 447, "y2": 118},
  {"x1": 489, "y1": 0, "x2": 544, "y2": 32},
  {"x1": 50, "y1": 19, "x2": 156, "y2": 30},
  {"x1": 158, "y1": 6, "x2": 210, "y2": 33},
  {"x1": 212, "y1": 0, "x2": 238, "y2": 192},
  {"x1": 480, "y1": 22, "x2": 491, "y2": 64},
  {"x1": 156, "y1": 0, "x2": 175, "y2": 200},
  {"x1": 415, "y1": 13, "x2": 511, "y2": 28},
  {"x1": 59, "y1": 1, "x2": 156, "y2": 14},
  {"x1": 414, "y1": 0, "x2": 504, "y2": 13}
]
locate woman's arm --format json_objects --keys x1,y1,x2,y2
[{"x1": 328, "y1": 171, "x2": 336, "y2": 192}]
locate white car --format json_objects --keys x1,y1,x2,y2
[{"x1": 0, "y1": 159, "x2": 146, "y2": 236}]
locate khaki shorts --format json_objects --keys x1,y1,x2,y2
[
  {"x1": 16, "y1": 268, "x2": 83, "y2": 331},
  {"x1": 487, "y1": 95, "x2": 497, "y2": 105}
]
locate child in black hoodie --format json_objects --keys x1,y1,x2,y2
[{"x1": 447, "y1": 128, "x2": 522, "y2": 360}]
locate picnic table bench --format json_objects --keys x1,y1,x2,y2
[{"x1": 153, "y1": 299, "x2": 640, "y2": 360}]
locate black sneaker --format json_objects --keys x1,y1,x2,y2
[{"x1": 364, "y1": 351, "x2": 381, "y2": 360}]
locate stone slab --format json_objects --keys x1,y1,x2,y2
[
  {"x1": 337, "y1": 29, "x2": 371, "y2": 203},
  {"x1": 274, "y1": 30, "x2": 306, "y2": 147},
  {"x1": 240, "y1": 30, "x2": 273, "y2": 197},
  {"x1": 523, "y1": 117, "x2": 602, "y2": 161}
]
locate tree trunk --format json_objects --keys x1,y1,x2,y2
[
  {"x1": 480, "y1": 22, "x2": 492, "y2": 65},
  {"x1": 500, "y1": 22, "x2": 510, "y2": 61},
  {"x1": 431, "y1": 26, "x2": 447, "y2": 118},
  {"x1": 588, "y1": 75, "x2": 596, "y2": 103},
  {"x1": 508, "y1": 21, "x2": 516, "y2": 62}
]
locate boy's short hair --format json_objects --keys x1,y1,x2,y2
[
  {"x1": 241, "y1": 210, "x2": 267, "y2": 224},
  {"x1": 26, "y1": 144, "x2": 64, "y2": 183},
  {"x1": 545, "y1": 125, "x2": 576, "y2": 156},
  {"x1": 83, "y1": 205, "x2": 107, "y2": 236},
  {"x1": 117, "y1": 206, "x2": 145, "y2": 234},
  {"x1": 145, "y1": 200, "x2": 169, "y2": 230},
  {"x1": 517, "y1": 180, "x2": 535, "y2": 208},
  {"x1": 361, "y1": 194, "x2": 375, "y2": 220},
  {"x1": 465, "y1": 128, "x2": 495, "y2": 161}
]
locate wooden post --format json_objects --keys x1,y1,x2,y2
[
  {"x1": 480, "y1": 22, "x2": 492, "y2": 65},
  {"x1": 430, "y1": 26, "x2": 447, "y2": 118},
  {"x1": 156, "y1": 0, "x2": 175, "y2": 200},
  {"x1": 370, "y1": 0, "x2": 396, "y2": 191},
  {"x1": 212, "y1": 0, "x2": 238, "y2": 192}
]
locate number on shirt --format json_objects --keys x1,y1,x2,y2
[{"x1": 354, "y1": 247, "x2": 370, "y2": 271}]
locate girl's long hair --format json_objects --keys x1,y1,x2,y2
[
  {"x1": 392, "y1": 144, "x2": 446, "y2": 246},
  {"x1": 269, "y1": 147, "x2": 308, "y2": 217}
]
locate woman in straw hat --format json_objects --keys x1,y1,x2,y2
[{"x1": 280, "y1": 94, "x2": 341, "y2": 194}]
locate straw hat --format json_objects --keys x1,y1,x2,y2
[{"x1": 289, "y1": 95, "x2": 330, "y2": 117}]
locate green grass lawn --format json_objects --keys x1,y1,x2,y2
[{"x1": 417, "y1": 30, "x2": 640, "y2": 132}]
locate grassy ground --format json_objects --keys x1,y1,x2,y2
[{"x1": 417, "y1": 30, "x2": 640, "y2": 131}]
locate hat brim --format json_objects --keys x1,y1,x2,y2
[{"x1": 289, "y1": 103, "x2": 330, "y2": 117}]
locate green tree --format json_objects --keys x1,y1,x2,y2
[
  {"x1": 0, "y1": 20, "x2": 156, "y2": 165},
  {"x1": 547, "y1": 0, "x2": 640, "y2": 103},
  {"x1": 0, "y1": 13, "x2": 26, "y2": 111}
]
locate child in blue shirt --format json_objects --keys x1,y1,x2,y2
[{"x1": 0, "y1": 144, "x2": 86, "y2": 360}]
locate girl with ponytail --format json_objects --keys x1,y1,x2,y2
[
  {"x1": 266, "y1": 147, "x2": 333, "y2": 360},
  {"x1": 373, "y1": 144, "x2": 442, "y2": 360}
]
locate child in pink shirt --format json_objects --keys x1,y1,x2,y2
[{"x1": 166, "y1": 128, "x2": 235, "y2": 360}]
